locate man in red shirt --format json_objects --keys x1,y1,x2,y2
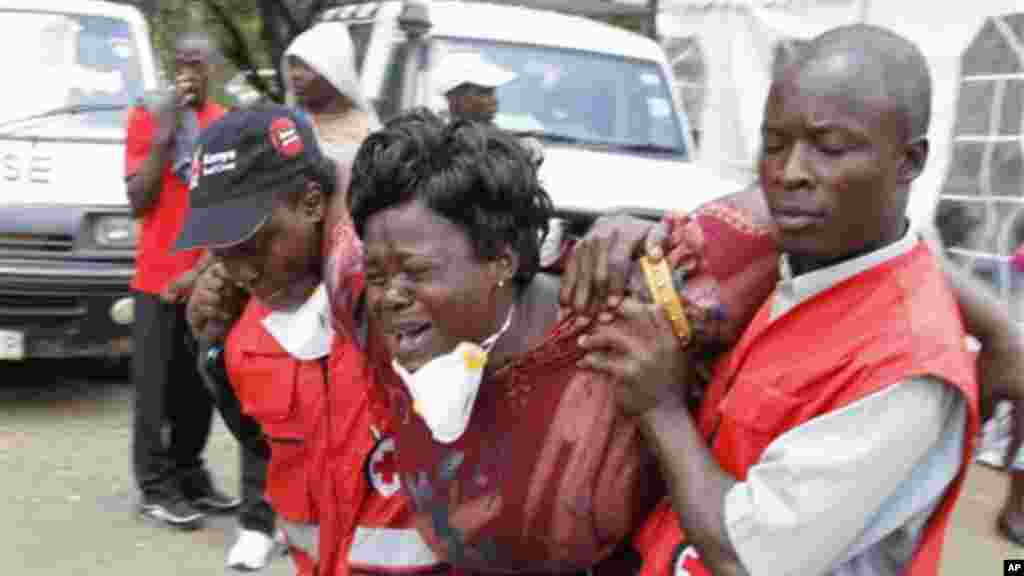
[{"x1": 124, "y1": 33, "x2": 237, "y2": 530}]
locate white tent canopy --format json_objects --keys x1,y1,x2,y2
[
  {"x1": 658, "y1": 0, "x2": 1022, "y2": 226},
  {"x1": 658, "y1": 0, "x2": 1024, "y2": 316}
]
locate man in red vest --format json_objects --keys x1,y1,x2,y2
[{"x1": 579, "y1": 24, "x2": 979, "y2": 575}]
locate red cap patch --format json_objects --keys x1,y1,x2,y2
[{"x1": 269, "y1": 116, "x2": 304, "y2": 158}]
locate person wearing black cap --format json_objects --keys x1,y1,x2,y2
[
  {"x1": 124, "y1": 32, "x2": 239, "y2": 531},
  {"x1": 177, "y1": 105, "x2": 444, "y2": 576}
]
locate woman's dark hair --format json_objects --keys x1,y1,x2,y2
[{"x1": 348, "y1": 108, "x2": 553, "y2": 289}]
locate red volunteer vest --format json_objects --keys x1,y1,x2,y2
[
  {"x1": 225, "y1": 299, "x2": 326, "y2": 523},
  {"x1": 636, "y1": 242, "x2": 979, "y2": 575}
]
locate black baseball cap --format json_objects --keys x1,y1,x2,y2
[{"x1": 175, "y1": 105, "x2": 323, "y2": 252}]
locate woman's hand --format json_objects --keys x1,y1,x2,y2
[
  {"x1": 160, "y1": 268, "x2": 199, "y2": 304},
  {"x1": 185, "y1": 262, "x2": 248, "y2": 343}
]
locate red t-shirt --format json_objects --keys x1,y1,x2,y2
[{"x1": 125, "y1": 102, "x2": 225, "y2": 294}]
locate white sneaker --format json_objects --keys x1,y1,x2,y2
[{"x1": 227, "y1": 529, "x2": 276, "y2": 571}]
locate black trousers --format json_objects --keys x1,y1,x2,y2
[{"x1": 131, "y1": 291, "x2": 214, "y2": 495}]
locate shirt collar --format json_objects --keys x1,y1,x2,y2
[
  {"x1": 260, "y1": 284, "x2": 334, "y2": 360},
  {"x1": 775, "y1": 229, "x2": 920, "y2": 316}
]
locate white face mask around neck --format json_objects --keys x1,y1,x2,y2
[{"x1": 391, "y1": 305, "x2": 515, "y2": 444}]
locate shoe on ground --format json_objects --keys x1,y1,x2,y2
[
  {"x1": 138, "y1": 492, "x2": 206, "y2": 530},
  {"x1": 227, "y1": 529, "x2": 276, "y2": 571},
  {"x1": 179, "y1": 468, "x2": 242, "y2": 513}
]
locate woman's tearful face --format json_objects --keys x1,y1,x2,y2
[{"x1": 362, "y1": 200, "x2": 504, "y2": 372}]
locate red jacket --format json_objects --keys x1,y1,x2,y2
[
  {"x1": 225, "y1": 299, "x2": 325, "y2": 523},
  {"x1": 635, "y1": 242, "x2": 979, "y2": 575}
]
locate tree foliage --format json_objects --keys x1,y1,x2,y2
[{"x1": 116, "y1": 0, "x2": 332, "y2": 103}]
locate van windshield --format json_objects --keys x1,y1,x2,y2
[
  {"x1": 431, "y1": 38, "x2": 689, "y2": 159},
  {"x1": 0, "y1": 11, "x2": 143, "y2": 128}
]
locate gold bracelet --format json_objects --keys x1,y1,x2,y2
[{"x1": 640, "y1": 256, "x2": 692, "y2": 346}]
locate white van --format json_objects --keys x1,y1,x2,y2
[
  {"x1": 318, "y1": 1, "x2": 740, "y2": 223},
  {"x1": 0, "y1": 0, "x2": 157, "y2": 361}
]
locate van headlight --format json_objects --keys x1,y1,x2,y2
[{"x1": 93, "y1": 215, "x2": 139, "y2": 248}]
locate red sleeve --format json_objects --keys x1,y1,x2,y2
[{"x1": 124, "y1": 106, "x2": 155, "y2": 179}]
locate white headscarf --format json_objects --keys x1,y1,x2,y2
[{"x1": 282, "y1": 22, "x2": 380, "y2": 130}]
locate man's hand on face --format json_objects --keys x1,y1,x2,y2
[
  {"x1": 175, "y1": 70, "x2": 201, "y2": 108},
  {"x1": 558, "y1": 213, "x2": 669, "y2": 324},
  {"x1": 576, "y1": 298, "x2": 694, "y2": 419},
  {"x1": 185, "y1": 262, "x2": 248, "y2": 343}
]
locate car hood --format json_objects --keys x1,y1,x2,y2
[
  {"x1": 0, "y1": 121, "x2": 127, "y2": 207},
  {"x1": 536, "y1": 145, "x2": 745, "y2": 217}
]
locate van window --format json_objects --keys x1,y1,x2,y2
[
  {"x1": 936, "y1": 13, "x2": 1024, "y2": 320},
  {"x1": 0, "y1": 10, "x2": 143, "y2": 128},
  {"x1": 430, "y1": 38, "x2": 688, "y2": 159}
]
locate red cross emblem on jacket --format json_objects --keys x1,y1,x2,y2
[{"x1": 367, "y1": 436, "x2": 401, "y2": 497}]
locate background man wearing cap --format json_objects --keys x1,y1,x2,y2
[
  {"x1": 124, "y1": 32, "x2": 237, "y2": 531},
  {"x1": 435, "y1": 52, "x2": 517, "y2": 125},
  {"x1": 435, "y1": 52, "x2": 544, "y2": 166}
]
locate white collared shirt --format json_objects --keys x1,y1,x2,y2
[
  {"x1": 260, "y1": 284, "x2": 334, "y2": 360},
  {"x1": 722, "y1": 232, "x2": 968, "y2": 576}
]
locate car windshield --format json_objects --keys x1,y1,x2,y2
[
  {"x1": 430, "y1": 38, "x2": 688, "y2": 158},
  {"x1": 0, "y1": 11, "x2": 143, "y2": 128}
]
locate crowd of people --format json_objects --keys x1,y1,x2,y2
[{"x1": 126, "y1": 18, "x2": 1024, "y2": 576}]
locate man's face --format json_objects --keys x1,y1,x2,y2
[
  {"x1": 447, "y1": 84, "x2": 498, "y2": 123},
  {"x1": 212, "y1": 181, "x2": 324, "y2": 311},
  {"x1": 175, "y1": 59, "x2": 210, "y2": 107},
  {"x1": 758, "y1": 59, "x2": 917, "y2": 263}
]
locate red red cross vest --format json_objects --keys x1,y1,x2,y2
[
  {"x1": 634, "y1": 242, "x2": 979, "y2": 576},
  {"x1": 225, "y1": 299, "x2": 325, "y2": 523}
]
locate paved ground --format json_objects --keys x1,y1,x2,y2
[
  {"x1": 0, "y1": 361, "x2": 291, "y2": 575},
  {"x1": 0, "y1": 359, "x2": 1019, "y2": 575}
]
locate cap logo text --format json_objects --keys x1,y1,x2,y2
[{"x1": 202, "y1": 149, "x2": 237, "y2": 176}]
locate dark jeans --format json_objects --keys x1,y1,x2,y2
[{"x1": 132, "y1": 291, "x2": 214, "y2": 495}]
